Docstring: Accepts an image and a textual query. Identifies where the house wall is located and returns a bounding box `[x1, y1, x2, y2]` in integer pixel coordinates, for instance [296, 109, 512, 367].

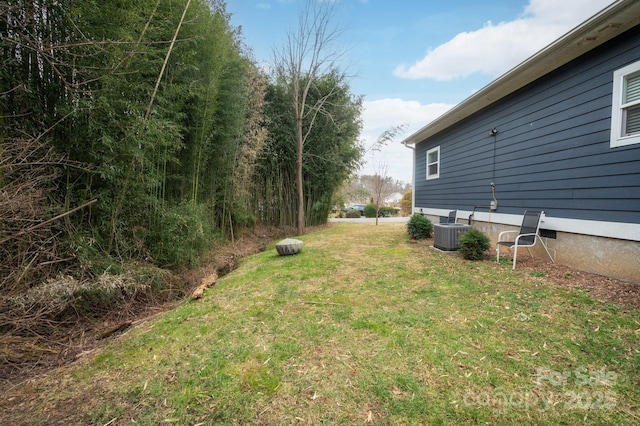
[414, 25, 640, 226]
[413, 26, 640, 283]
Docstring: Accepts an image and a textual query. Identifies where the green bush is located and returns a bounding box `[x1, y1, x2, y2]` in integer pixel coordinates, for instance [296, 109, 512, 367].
[148, 203, 216, 268]
[231, 207, 256, 229]
[458, 228, 491, 260]
[346, 209, 361, 218]
[379, 206, 397, 217]
[364, 203, 377, 218]
[407, 214, 433, 240]
[400, 191, 412, 216]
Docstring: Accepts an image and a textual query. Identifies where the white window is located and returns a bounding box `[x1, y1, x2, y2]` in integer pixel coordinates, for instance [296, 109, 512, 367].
[611, 61, 640, 147]
[426, 146, 440, 179]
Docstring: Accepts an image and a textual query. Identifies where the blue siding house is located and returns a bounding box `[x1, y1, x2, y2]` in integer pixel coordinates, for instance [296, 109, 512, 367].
[403, 0, 640, 283]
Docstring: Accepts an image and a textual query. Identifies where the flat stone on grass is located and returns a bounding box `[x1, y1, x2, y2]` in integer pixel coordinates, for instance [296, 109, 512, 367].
[275, 238, 303, 256]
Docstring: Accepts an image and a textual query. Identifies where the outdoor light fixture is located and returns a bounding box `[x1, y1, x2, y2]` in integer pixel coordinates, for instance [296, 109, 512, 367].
[488, 128, 498, 136]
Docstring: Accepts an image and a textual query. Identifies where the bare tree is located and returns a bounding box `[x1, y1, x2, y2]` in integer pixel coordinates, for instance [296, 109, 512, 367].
[273, 0, 346, 235]
[366, 124, 408, 224]
[371, 124, 408, 153]
[370, 163, 395, 225]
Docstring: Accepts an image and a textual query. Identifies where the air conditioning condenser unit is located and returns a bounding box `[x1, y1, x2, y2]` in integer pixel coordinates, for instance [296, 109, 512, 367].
[433, 223, 471, 251]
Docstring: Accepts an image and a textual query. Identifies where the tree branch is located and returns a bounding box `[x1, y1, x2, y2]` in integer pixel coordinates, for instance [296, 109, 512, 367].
[0, 199, 97, 245]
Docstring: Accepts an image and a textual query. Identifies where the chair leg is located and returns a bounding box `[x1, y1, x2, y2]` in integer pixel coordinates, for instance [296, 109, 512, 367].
[512, 246, 518, 270]
[537, 237, 555, 263]
[496, 245, 500, 263]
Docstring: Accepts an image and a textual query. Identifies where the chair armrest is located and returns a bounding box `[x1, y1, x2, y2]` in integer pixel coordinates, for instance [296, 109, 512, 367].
[497, 230, 518, 241]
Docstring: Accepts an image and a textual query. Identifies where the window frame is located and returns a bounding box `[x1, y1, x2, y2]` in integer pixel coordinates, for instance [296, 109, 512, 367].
[610, 60, 640, 148]
[426, 146, 440, 180]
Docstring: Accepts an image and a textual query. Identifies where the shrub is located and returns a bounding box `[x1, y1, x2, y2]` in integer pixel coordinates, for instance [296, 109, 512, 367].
[231, 207, 256, 229]
[407, 214, 433, 240]
[364, 203, 377, 218]
[400, 191, 412, 216]
[379, 206, 396, 217]
[148, 203, 216, 268]
[458, 228, 491, 260]
[346, 209, 361, 218]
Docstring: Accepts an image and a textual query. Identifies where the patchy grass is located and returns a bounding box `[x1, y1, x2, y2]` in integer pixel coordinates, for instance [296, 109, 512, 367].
[2, 223, 639, 425]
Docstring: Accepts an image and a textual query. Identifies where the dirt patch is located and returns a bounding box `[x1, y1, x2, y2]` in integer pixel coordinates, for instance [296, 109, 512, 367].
[509, 256, 640, 311]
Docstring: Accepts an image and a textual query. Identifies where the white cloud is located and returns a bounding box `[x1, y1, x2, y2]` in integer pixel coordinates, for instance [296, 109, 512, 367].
[359, 98, 453, 184]
[361, 98, 451, 136]
[521, 0, 612, 24]
[394, 0, 616, 81]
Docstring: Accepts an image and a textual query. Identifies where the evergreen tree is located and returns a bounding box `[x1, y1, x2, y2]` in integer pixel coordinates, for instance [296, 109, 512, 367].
[255, 72, 362, 228]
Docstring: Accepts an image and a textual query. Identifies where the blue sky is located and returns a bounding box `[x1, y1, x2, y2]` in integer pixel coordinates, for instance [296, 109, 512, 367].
[229, 0, 616, 184]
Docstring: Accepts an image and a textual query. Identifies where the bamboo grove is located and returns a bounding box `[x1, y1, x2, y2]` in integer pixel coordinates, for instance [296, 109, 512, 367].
[0, 1, 363, 297]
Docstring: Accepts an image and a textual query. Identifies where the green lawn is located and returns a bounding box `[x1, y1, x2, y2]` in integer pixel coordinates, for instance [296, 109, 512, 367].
[2, 223, 639, 425]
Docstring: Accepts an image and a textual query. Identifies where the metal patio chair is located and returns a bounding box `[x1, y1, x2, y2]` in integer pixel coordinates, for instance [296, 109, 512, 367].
[447, 210, 457, 224]
[496, 210, 555, 270]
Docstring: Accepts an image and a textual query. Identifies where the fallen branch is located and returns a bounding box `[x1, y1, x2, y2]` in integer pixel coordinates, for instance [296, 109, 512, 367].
[97, 321, 132, 340]
[0, 336, 58, 363]
[297, 301, 346, 306]
[0, 199, 97, 245]
[191, 272, 218, 300]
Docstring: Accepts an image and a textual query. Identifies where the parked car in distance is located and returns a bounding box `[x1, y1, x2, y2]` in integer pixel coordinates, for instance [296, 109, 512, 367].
[342, 203, 365, 216]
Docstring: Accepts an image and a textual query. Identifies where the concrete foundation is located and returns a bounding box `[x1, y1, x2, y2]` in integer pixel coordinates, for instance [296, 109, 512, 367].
[423, 215, 640, 284]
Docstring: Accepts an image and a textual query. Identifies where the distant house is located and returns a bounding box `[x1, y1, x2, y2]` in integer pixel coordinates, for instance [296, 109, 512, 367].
[385, 192, 404, 205]
[402, 0, 640, 283]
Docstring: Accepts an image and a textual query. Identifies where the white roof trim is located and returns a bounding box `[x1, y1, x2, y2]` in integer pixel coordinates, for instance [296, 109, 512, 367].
[403, 0, 640, 145]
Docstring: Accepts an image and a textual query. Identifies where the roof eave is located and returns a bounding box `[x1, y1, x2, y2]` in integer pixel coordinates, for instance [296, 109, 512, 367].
[403, 0, 640, 145]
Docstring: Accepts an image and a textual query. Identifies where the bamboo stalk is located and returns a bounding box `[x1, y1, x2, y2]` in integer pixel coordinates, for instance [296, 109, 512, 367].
[144, 0, 192, 120]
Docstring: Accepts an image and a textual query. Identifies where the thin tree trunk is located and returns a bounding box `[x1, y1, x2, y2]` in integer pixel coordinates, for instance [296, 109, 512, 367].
[297, 117, 304, 235]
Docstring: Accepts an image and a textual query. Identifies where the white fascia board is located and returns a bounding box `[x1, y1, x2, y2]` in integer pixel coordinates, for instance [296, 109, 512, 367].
[414, 207, 640, 242]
